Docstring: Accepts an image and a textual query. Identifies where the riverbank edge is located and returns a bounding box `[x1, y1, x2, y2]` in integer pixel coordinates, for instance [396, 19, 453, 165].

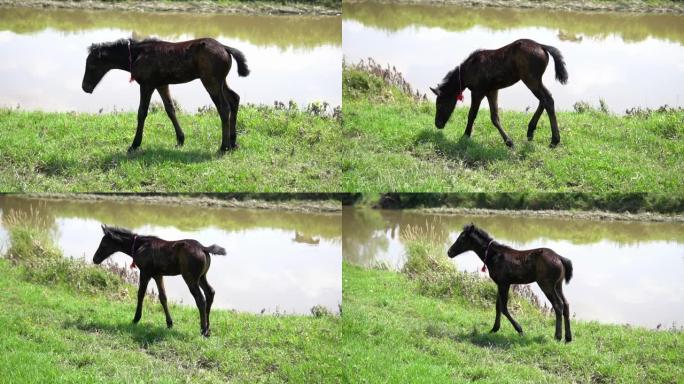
[344, 0, 684, 14]
[399, 207, 684, 223]
[9, 193, 343, 213]
[0, 0, 341, 16]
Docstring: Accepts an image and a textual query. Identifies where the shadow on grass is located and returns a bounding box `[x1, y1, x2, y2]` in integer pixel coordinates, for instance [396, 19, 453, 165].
[414, 129, 511, 167]
[100, 147, 216, 171]
[458, 328, 547, 350]
[65, 318, 189, 347]
[426, 322, 547, 350]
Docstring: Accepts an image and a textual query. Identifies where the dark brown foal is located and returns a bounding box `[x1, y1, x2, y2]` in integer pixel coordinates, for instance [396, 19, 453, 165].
[93, 225, 226, 337]
[448, 224, 573, 342]
[82, 37, 249, 153]
[431, 39, 568, 147]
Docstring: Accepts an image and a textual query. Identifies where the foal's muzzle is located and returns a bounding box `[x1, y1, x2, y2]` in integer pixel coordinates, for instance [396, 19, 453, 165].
[82, 82, 94, 94]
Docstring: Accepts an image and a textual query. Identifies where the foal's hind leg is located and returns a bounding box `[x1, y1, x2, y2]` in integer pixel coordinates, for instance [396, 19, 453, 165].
[486, 90, 514, 147]
[129, 85, 154, 153]
[527, 102, 544, 141]
[200, 77, 233, 153]
[199, 275, 215, 336]
[556, 281, 572, 342]
[523, 79, 560, 147]
[184, 276, 209, 337]
[223, 82, 240, 148]
[539, 280, 563, 341]
[157, 85, 185, 147]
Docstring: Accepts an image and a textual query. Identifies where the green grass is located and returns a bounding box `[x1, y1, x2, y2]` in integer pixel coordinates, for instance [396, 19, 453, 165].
[0, 210, 342, 383]
[342, 66, 684, 193]
[0, 105, 341, 192]
[342, 240, 684, 383]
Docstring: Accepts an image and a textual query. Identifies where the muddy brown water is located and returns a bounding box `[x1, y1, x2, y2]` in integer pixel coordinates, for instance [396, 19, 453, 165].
[343, 207, 684, 328]
[343, 1, 684, 112]
[0, 7, 341, 111]
[0, 196, 341, 315]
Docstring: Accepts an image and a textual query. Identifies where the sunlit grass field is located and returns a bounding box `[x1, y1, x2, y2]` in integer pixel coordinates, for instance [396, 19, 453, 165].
[342, 64, 684, 193]
[0, 105, 341, 192]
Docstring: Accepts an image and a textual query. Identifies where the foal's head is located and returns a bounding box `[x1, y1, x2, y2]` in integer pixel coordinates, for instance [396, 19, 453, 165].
[430, 65, 465, 129]
[93, 225, 134, 264]
[447, 223, 492, 258]
[82, 39, 129, 93]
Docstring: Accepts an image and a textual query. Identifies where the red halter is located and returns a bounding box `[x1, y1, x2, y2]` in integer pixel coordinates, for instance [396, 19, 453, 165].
[128, 40, 135, 83]
[129, 235, 138, 269]
[481, 240, 494, 273]
[456, 66, 464, 102]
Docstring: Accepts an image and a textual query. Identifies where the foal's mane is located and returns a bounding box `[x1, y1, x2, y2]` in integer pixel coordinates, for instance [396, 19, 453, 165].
[103, 225, 137, 242]
[88, 37, 160, 54]
[463, 223, 512, 250]
[437, 49, 482, 94]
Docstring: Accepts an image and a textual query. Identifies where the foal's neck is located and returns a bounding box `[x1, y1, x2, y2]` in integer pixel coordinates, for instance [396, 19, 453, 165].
[106, 44, 134, 72]
[472, 239, 494, 262]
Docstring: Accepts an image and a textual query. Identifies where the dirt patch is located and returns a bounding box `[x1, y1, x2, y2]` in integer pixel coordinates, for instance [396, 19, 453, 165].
[0, 0, 341, 16]
[23, 193, 342, 213]
[346, 0, 684, 14]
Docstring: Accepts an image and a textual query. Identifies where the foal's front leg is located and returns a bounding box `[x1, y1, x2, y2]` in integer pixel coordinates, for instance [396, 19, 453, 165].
[463, 92, 484, 137]
[486, 90, 513, 147]
[129, 85, 154, 153]
[499, 284, 524, 335]
[491, 291, 502, 333]
[154, 275, 174, 328]
[133, 272, 151, 324]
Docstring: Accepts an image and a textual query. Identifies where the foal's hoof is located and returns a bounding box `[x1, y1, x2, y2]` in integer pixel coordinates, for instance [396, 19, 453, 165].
[218, 144, 238, 155]
[201, 329, 211, 338]
[549, 139, 560, 148]
[166, 320, 174, 329]
[527, 135, 534, 141]
[127, 146, 140, 154]
[565, 337, 572, 343]
[176, 136, 185, 147]
[505, 139, 514, 148]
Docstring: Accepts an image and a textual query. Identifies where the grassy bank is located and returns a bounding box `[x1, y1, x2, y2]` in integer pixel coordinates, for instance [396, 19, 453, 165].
[342, 63, 684, 193]
[346, 192, 684, 215]
[0, 0, 341, 15]
[0, 211, 341, 383]
[0, 105, 341, 192]
[22, 193, 345, 213]
[342, 240, 684, 383]
[345, 0, 684, 14]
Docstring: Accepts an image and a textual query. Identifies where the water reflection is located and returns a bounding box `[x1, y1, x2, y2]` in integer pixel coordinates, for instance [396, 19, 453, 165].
[0, 196, 342, 315]
[0, 7, 341, 111]
[343, 207, 684, 328]
[343, 1, 684, 112]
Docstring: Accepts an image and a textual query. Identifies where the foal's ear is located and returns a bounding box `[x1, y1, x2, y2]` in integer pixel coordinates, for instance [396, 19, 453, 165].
[430, 87, 439, 96]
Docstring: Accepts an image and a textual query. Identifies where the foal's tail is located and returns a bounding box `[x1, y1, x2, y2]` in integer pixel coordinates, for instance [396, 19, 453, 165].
[203, 244, 227, 256]
[224, 46, 250, 77]
[540, 44, 568, 85]
[560, 256, 573, 284]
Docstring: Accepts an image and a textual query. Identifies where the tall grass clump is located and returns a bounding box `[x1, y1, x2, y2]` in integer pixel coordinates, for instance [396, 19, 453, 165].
[400, 222, 497, 306]
[2, 209, 131, 297]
